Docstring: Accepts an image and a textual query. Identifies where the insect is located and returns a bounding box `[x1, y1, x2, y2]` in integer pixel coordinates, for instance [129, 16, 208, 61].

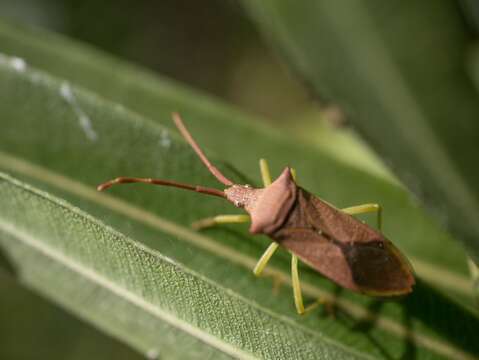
[97, 113, 415, 314]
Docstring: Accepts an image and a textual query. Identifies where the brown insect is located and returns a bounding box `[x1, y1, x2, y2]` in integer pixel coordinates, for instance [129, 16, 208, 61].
[97, 113, 415, 314]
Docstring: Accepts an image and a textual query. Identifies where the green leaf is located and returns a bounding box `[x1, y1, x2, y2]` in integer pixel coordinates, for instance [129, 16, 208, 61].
[1, 173, 366, 359]
[240, 1, 479, 263]
[0, 271, 143, 360]
[1, 20, 479, 359]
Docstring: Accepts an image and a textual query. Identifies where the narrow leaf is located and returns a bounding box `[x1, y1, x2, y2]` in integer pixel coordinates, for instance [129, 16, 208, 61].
[0, 173, 364, 359]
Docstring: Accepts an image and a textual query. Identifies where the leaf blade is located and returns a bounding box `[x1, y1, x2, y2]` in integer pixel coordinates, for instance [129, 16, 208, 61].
[1, 172, 371, 360]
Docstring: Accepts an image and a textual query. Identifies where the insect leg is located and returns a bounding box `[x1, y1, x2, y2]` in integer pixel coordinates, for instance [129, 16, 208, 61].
[291, 254, 305, 314]
[253, 242, 279, 276]
[259, 158, 297, 184]
[291, 254, 320, 315]
[259, 158, 272, 186]
[192, 214, 250, 230]
[290, 168, 297, 181]
[341, 203, 382, 231]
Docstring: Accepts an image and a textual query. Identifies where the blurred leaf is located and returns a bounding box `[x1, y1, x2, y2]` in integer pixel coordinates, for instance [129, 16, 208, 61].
[1, 20, 479, 360]
[0, 271, 142, 360]
[241, 1, 479, 263]
[283, 110, 397, 183]
[459, 0, 479, 33]
[468, 258, 479, 305]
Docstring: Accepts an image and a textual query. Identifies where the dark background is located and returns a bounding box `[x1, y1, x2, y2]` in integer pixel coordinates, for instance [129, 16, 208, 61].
[0, 0, 312, 123]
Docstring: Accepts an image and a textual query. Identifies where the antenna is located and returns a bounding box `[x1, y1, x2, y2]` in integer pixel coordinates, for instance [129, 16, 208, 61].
[97, 177, 226, 198]
[172, 112, 233, 186]
[97, 113, 232, 197]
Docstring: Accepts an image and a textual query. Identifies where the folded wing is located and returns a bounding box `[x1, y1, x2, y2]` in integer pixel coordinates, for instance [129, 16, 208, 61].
[272, 188, 415, 296]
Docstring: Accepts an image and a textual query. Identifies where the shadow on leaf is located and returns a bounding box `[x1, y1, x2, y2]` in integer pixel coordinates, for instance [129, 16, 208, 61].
[0, 245, 16, 277]
[334, 278, 479, 359]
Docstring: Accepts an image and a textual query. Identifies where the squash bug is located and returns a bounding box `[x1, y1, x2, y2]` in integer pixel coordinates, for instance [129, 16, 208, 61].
[97, 113, 415, 314]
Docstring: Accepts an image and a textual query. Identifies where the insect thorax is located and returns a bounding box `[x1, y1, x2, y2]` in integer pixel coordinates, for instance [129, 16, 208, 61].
[225, 167, 297, 235]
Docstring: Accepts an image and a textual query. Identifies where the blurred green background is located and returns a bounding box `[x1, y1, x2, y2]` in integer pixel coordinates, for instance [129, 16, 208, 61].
[0, 0, 312, 122]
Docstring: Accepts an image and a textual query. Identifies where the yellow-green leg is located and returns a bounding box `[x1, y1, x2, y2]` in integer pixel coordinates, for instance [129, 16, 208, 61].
[291, 254, 331, 315]
[191, 214, 250, 230]
[341, 203, 382, 231]
[292, 254, 309, 314]
[253, 242, 279, 276]
[259, 158, 272, 187]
